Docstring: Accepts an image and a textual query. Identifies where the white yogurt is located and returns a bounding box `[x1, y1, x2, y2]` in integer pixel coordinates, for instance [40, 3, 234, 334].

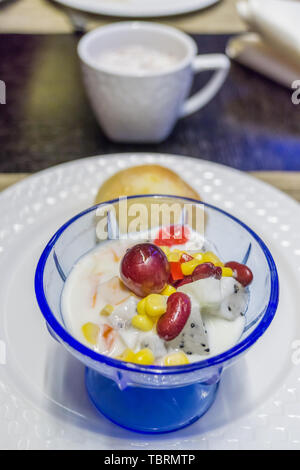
[61, 237, 247, 365]
[97, 45, 178, 75]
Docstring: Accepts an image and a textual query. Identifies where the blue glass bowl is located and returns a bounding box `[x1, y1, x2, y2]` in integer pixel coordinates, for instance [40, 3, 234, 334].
[35, 195, 279, 433]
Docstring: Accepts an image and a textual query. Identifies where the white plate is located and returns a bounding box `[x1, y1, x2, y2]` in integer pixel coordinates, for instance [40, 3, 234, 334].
[54, 0, 220, 18]
[0, 153, 300, 450]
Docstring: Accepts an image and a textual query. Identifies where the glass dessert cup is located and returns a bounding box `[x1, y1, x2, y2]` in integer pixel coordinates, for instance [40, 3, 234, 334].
[35, 195, 279, 434]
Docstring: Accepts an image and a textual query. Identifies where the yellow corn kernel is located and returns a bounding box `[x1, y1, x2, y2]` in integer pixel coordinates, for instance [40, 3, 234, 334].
[193, 252, 204, 261]
[116, 348, 136, 363]
[202, 251, 224, 267]
[145, 294, 167, 317]
[160, 246, 171, 256]
[152, 317, 159, 331]
[164, 352, 189, 366]
[100, 304, 114, 316]
[82, 322, 100, 345]
[134, 348, 155, 365]
[137, 297, 147, 316]
[181, 259, 200, 276]
[222, 267, 233, 277]
[161, 284, 177, 296]
[167, 252, 181, 262]
[132, 314, 154, 332]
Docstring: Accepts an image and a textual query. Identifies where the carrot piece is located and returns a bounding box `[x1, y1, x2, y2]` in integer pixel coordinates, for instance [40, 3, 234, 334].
[92, 291, 97, 308]
[111, 249, 120, 263]
[115, 294, 131, 306]
[102, 324, 116, 350]
[102, 324, 113, 339]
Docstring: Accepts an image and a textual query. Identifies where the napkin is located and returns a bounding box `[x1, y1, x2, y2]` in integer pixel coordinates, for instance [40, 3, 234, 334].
[226, 0, 300, 87]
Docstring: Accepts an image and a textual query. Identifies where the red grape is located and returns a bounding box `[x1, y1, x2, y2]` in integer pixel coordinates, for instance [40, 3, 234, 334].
[120, 243, 169, 297]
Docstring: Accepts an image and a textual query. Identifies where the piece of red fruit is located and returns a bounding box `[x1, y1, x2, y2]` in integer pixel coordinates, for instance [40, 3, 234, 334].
[225, 261, 253, 287]
[180, 253, 194, 263]
[157, 292, 191, 341]
[169, 261, 184, 281]
[120, 243, 169, 297]
[154, 224, 191, 247]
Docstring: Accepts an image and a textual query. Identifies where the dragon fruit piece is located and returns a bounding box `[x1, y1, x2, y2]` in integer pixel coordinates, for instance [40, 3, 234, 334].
[118, 327, 140, 350]
[201, 278, 248, 321]
[168, 299, 210, 356]
[140, 332, 167, 358]
[218, 282, 248, 321]
[178, 277, 223, 309]
[110, 296, 138, 328]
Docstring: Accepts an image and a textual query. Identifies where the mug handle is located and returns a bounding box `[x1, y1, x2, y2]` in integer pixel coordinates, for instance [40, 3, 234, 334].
[180, 54, 230, 118]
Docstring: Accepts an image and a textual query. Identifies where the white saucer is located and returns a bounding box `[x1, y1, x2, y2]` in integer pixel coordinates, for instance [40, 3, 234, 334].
[54, 0, 220, 18]
[0, 153, 300, 450]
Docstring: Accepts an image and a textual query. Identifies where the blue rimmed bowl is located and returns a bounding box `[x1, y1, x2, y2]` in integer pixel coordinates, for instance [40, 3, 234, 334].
[35, 195, 279, 433]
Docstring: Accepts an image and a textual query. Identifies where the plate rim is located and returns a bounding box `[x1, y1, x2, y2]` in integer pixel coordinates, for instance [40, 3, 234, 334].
[1, 152, 299, 213]
[53, 0, 220, 18]
[0, 152, 299, 450]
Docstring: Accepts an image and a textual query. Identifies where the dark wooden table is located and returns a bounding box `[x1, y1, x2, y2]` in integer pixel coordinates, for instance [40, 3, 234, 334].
[0, 33, 300, 172]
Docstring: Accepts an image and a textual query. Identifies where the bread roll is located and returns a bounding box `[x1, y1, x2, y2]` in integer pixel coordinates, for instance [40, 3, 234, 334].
[94, 165, 203, 240]
[95, 165, 200, 204]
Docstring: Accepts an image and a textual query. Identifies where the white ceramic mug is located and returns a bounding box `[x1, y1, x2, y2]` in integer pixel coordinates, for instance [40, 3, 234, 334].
[78, 22, 230, 143]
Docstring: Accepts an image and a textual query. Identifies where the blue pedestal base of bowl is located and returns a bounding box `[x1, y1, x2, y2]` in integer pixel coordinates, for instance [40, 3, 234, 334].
[86, 368, 219, 434]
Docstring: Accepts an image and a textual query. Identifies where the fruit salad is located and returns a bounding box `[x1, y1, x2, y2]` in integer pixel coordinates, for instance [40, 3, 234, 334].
[61, 226, 253, 367]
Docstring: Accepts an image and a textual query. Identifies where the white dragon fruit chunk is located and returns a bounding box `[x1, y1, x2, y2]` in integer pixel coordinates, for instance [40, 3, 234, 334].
[168, 299, 210, 356]
[179, 277, 248, 322]
[110, 296, 138, 329]
[218, 281, 248, 321]
[178, 277, 223, 309]
[140, 332, 167, 358]
[118, 327, 140, 350]
[202, 278, 248, 321]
